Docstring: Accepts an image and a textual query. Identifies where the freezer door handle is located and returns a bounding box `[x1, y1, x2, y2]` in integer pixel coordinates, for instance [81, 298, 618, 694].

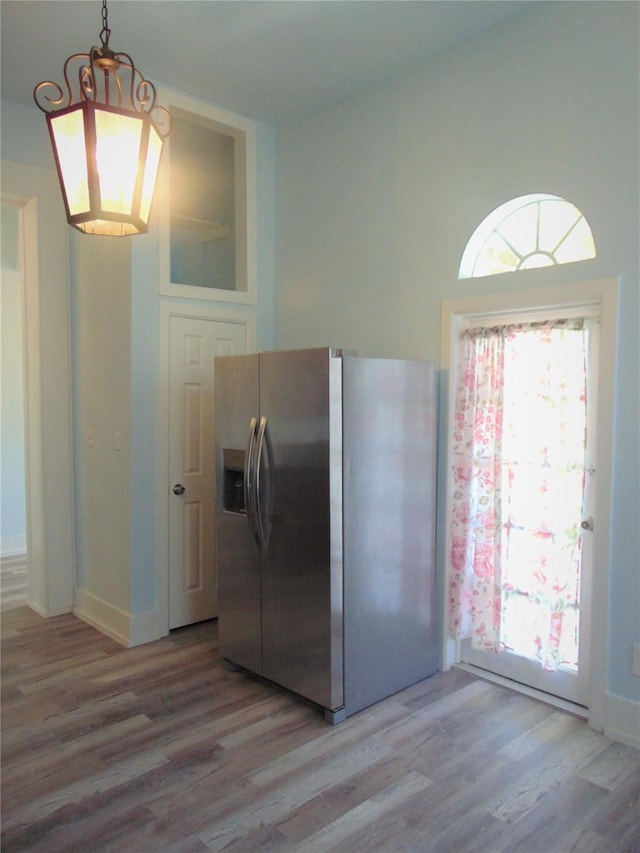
[255, 416, 271, 552]
[244, 417, 260, 547]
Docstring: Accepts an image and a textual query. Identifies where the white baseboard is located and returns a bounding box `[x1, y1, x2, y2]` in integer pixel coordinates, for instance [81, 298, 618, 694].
[73, 587, 163, 648]
[604, 692, 640, 749]
[27, 600, 72, 619]
[129, 609, 165, 647]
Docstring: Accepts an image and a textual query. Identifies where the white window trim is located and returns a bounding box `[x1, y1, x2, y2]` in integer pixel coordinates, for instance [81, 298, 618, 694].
[440, 278, 618, 735]
[157, 88, 258, 305]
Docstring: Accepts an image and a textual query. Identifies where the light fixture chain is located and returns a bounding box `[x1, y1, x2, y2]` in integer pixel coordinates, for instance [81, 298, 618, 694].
[99, 0, 111, 49]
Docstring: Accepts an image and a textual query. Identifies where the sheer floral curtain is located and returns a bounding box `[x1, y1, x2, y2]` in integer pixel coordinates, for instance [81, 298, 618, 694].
[449, 328, 505, 652]
[449, 318, 588, 671]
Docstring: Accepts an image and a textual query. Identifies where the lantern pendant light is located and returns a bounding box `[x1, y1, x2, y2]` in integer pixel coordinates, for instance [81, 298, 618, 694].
[33, 0, 171, 236]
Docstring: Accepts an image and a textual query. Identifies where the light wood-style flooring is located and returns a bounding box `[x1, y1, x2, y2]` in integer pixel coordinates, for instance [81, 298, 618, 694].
[2, 606, 638, 852]
[0, 554, 27, 612]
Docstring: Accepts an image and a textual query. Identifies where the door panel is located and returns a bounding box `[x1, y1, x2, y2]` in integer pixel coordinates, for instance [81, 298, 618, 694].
[259, 348, 343, 710]
[215, 354, 262, 672]
[342, 357, 437, 714]
[168, 317, 247, 629]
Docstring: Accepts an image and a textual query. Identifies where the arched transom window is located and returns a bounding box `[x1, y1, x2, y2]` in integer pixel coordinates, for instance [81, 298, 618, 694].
[459, 193, 596, 279]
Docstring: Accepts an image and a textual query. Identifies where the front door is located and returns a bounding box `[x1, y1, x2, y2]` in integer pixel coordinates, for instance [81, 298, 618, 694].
[168, 315, 247, 629]
[455, 315, 598, 707]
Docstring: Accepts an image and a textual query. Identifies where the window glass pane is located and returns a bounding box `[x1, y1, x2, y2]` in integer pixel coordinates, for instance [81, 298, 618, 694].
[496, 201, 538, 258]
[538, 200, 581, 252]
[473, 232, 520, 278]
[519, 252, 554, 270]
[554, 217, 597, 264]
[170, 111, 239, 291]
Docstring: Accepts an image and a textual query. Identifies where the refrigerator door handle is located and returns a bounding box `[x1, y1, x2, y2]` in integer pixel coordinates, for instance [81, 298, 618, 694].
[255, 416, 271, 552]
[245, 417, 260, 547]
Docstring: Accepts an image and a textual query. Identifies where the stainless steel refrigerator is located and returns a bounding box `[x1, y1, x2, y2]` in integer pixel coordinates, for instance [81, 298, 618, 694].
[215, 347, 437, 723]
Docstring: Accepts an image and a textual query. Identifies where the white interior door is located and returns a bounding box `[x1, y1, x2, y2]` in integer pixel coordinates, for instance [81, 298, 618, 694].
[168, 316, 247, 629]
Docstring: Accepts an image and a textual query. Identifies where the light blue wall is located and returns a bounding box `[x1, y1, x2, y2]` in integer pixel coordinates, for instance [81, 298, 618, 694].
[2, 2, 635, 699]
[129, 230, 160, 613]
[275, 2, 639, 702]
[124, 115, 276, 615]
[1, 99, 53, 169]
[1, 94, 276, 620]
[71, 234, 133, 612]
[1, 203, 18, 267]
[256, 123, 277, 351]
[0, 203, 27, 548]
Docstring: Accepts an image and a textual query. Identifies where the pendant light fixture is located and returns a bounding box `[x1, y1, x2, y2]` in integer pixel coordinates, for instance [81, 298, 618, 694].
[33, 0, 171, 236]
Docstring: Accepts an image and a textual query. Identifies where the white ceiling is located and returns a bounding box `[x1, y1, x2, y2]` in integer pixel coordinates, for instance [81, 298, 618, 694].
[1, 1, 533, 126]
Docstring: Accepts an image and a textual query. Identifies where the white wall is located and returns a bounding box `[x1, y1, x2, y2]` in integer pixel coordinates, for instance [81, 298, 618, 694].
[275, 1, 639, 708]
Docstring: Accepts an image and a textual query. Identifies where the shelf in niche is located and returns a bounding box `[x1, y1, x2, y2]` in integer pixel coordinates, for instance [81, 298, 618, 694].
[171, 214, 231, 244]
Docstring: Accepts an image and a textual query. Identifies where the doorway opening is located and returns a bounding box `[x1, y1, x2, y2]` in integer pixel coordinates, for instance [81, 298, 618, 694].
[1, 164, 75, 620]
[441, 279, 617, 731]
[452, 314, 597, 707]
[0, 201, 28, 609]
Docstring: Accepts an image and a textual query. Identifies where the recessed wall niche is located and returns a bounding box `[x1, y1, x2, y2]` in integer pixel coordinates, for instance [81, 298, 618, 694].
[160, 99, 257, 304]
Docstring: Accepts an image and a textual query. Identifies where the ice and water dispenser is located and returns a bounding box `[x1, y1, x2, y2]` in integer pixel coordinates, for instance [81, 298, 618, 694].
[222, 448, 246, 514]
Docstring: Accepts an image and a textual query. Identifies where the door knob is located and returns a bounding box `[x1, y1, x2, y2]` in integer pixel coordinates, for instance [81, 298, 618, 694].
[173, 483, 186, 496]
[581, 517, 594, 531]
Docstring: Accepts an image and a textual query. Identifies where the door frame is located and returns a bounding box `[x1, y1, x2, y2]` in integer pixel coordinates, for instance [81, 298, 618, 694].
[1, 164, 75, 618]
[440, 278, 618, 734]
[157, 300, 257, 637]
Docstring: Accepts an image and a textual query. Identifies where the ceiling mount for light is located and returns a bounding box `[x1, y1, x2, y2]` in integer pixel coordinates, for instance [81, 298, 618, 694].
[33, 0, 171, 236]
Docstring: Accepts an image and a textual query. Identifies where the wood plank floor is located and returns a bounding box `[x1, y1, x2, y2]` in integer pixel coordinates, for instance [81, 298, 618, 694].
[0, 555, 28, 612]
[2, 607, 638, 852]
